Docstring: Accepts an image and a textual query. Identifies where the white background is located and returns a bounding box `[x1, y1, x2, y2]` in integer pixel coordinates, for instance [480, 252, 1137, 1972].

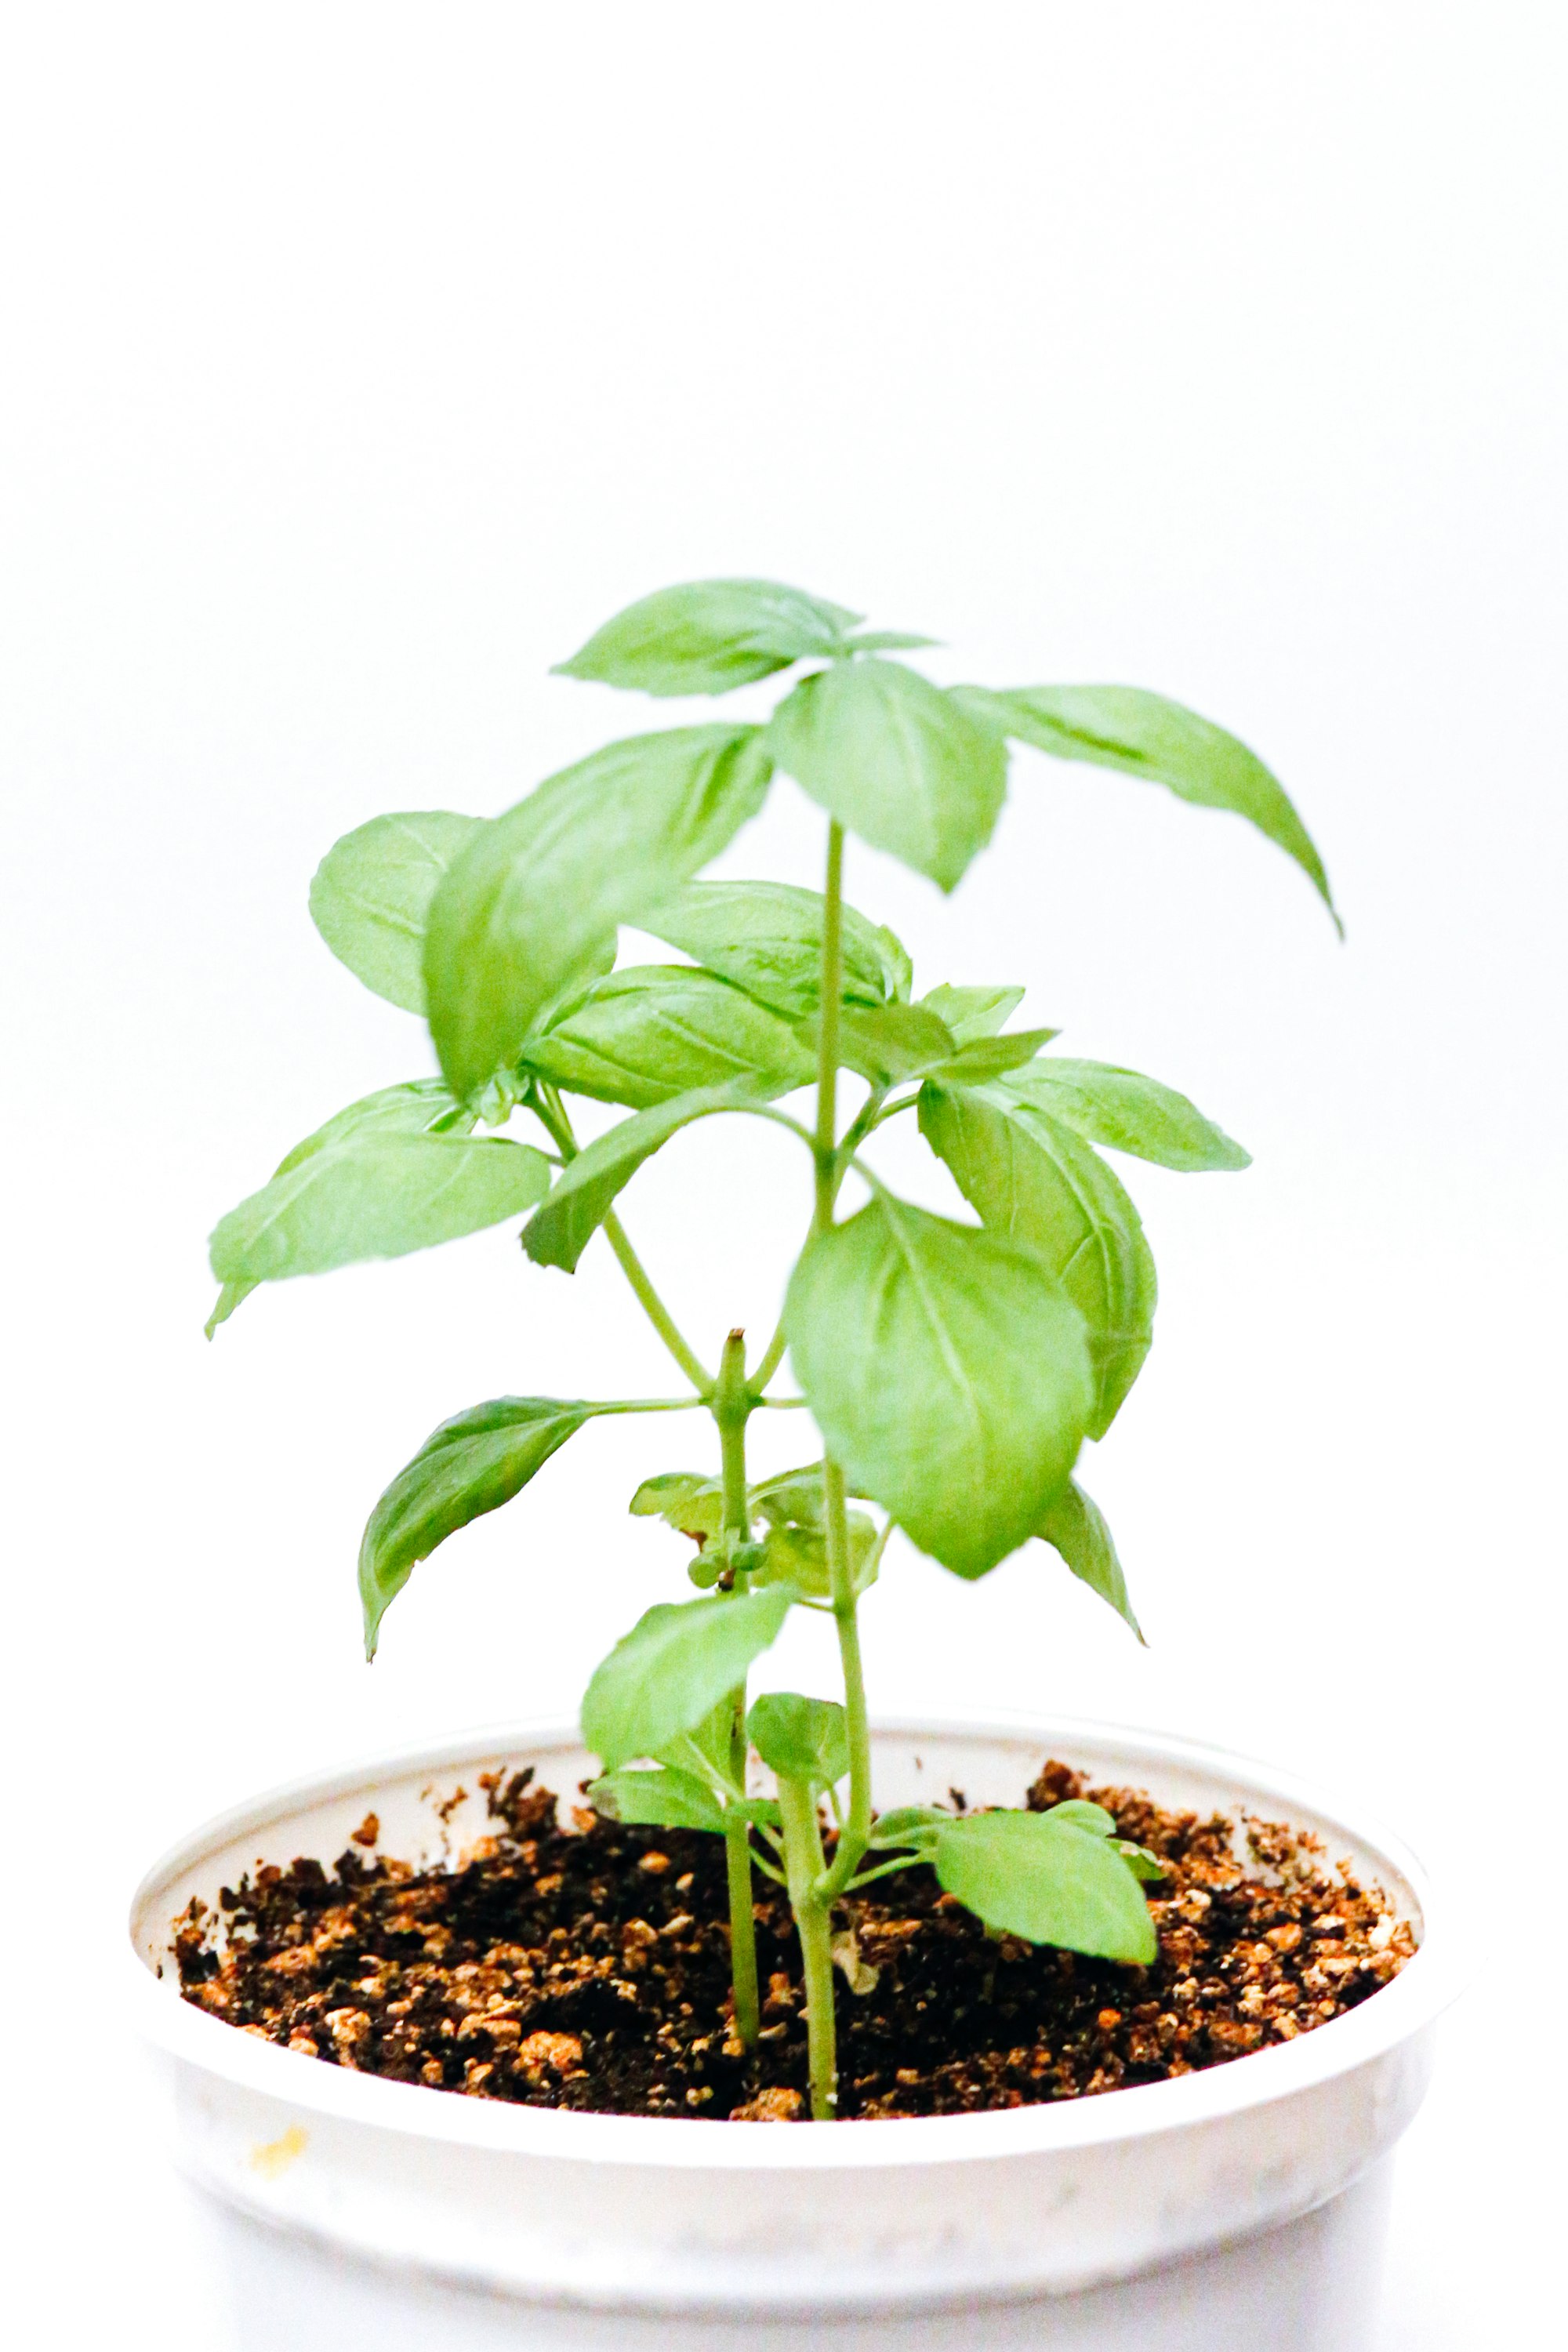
[2, 5, 1563, 2341]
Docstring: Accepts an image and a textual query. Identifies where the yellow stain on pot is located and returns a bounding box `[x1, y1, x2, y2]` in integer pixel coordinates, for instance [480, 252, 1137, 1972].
[250, 2124, 308, 2178]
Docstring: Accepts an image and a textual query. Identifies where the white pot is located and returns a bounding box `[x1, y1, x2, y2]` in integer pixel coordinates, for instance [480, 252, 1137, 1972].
[129, 1717, 1454, 2350]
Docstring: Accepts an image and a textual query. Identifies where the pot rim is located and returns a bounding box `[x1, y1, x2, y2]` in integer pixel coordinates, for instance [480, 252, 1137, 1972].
[127, 1710, 1462, 2173]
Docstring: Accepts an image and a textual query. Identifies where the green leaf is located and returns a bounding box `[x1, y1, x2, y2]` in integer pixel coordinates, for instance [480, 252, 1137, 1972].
[1113, 1839, 1170, 1883]
[754, 1514, 880, 1600]
[866, 1805, 949, 1853]
[1036, 1478, 1144, 1641]
[918, 983, 1025, 1041]
[552, 579, 861, 698]
[925, 1029, 1059, 1083]
[765, 659, 1008, 891]
[953, 683, 1338, 931]
[919, 1082, 1156, 1438]
[629, 1470, 725, 1539]
[747, 1692, 850, 1791]
[840, 630, 941, 653]
[1042, 1799, 1118, 1836]
[522, 1078, 763, 1273]
[831, 1002, 956, 1083]
[204, 1279, 256, 1338]
[587, 1766, 728, 1834]
[309, 811, 485, 1014]
[783, 1191, 1095, 1580]
[208, 1082, 550, 1294]
[423, 724, 772, 1099]
[933, 1809, 1158, 1964]
[643, 880, 910, 1018]
[582, 1587, 796, 1770]
[998, 1058, 1249, 1173]
[358, 1397, 590, 1657]
[524, 964, 814, 1109]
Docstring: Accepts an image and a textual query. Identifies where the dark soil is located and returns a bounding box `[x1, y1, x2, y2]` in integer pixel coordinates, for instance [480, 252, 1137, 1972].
[170, 1759, 1414, 2121]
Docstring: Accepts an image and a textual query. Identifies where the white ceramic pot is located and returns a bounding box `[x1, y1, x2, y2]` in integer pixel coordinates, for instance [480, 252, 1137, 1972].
[129, 1717, 1454, 2350]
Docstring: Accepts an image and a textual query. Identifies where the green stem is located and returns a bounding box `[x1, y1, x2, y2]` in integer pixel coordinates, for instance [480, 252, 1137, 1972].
[813, 822, 845, 1236]
[601, 1210, 714, 1396]
[529, 1084, 714, 1396]
[714, 1328, 761, 2048]
[816, 1460, 873, 1905]
[778, 1775, 837, 2119]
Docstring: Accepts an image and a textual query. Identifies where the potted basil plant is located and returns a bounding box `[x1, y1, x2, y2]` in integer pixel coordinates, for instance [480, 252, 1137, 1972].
[130, 579, 1452, 2352]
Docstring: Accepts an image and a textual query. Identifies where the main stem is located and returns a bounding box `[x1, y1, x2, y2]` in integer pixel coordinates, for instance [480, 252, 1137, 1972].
[778, 1776, 837, 2119]
[714, 1327, 761, 2049]
[798, 819, 878, 2116]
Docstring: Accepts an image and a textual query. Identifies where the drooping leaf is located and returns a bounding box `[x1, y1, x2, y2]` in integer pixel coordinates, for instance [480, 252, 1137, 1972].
[552, 578, 861, 697]
[997, 1058, 1249, 1173]
[207, 1082, 550, 1295]
[523, 965, 814, 1109]
[423, 725, 772, 1099]
[587, 1765, 728, 1834]
[766, 659, 1008, 891]
[581, 1588, 796, 1770]
[1036, 1478, 1144, 1641]
[522, 1079, 764, 1273]
[643, 880, 910, 1018]
[953, 683, 1338, 931]
[783, 1191, 1095, 1580]
[754, 1514, 880, 1600]
[747, 1692, 850, 1791]
[358, 1397, 590, 1656]
[308, 811, 486, 1013]
[933, 1809, 1158, 1964]
[919, 1082, 1156, 1438]
[918, 983, 1025, 1041]
[629, 1470, 725, 1540]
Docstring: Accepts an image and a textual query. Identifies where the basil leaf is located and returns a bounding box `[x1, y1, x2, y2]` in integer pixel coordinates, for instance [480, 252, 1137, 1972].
[1113, 1840, 1170, 1882]
[524, 965, 813, 1109]
[424, 724, 772, 1099]
[522, 1078, 764, 1273]
[925, 1028, 1059, 1083]
[553, 578, 861, 697]
[629, 1470, 725, 1538]
[747, 1693, 850, 1791]
[933, 1810, 1158, 1965]
[866, 1805, 948, 1853]
[783, 1192, 1095, 1581]
[839, 630, 941, 653]
[919, 1082, 1156, 1438]
[954, 683, 1338, 931]
[208, 1082, 550, 1294]
[309, 811, 485, 1013]
[358, 1397, 590, 1656]
[644, 880, 910, 1018]
[582, 1588, 796, 1770]
[754, 1513, 879, 1599]
[998, 1058, 1249, 1173]
[766, 659, 1008, 891]
[918, 983, 1025, 1041]
[830, 1002, 956, 1083]
[1041, 1799, 1117, 1836]
[1036, 1477, 1144, 1641]
[587, 1766, 728, 1834]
